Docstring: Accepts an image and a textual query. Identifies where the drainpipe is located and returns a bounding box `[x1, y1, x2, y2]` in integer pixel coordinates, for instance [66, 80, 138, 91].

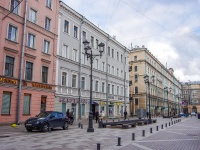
[123, 48, 127, 111]
[78, 17, 84, 120]
[17, 0, 28, 124]
[106, 35, 110, 118]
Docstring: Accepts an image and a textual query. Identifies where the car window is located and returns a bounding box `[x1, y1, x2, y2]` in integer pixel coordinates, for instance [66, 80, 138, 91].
[37, 112, 51, 118]
[51, 112, 58, 118]
[58, 113, 63, 117]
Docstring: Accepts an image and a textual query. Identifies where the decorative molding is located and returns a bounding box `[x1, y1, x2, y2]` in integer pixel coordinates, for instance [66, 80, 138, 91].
[24, 53, 36, 59]
[41, 58, 51, 64]
[4, 47, 18, 53]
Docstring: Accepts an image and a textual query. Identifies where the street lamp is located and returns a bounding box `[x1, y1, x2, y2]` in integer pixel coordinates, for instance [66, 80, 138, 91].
[164, 86, 172, 117]
[83, 39, 105, 132]
[144, 75, 155, 124]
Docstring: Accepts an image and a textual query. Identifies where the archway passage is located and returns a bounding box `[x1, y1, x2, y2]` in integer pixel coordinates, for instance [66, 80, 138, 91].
[192, 106, 197, 113]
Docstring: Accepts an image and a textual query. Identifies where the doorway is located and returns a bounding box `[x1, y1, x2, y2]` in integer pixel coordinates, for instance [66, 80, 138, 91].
[72, 103, 76, 120]
[62, 103, 66, 114]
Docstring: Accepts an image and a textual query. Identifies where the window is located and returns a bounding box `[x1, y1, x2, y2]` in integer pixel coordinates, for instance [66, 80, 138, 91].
[83, 31, 86, 41]
[81, 77, 85, 89]
[134, 56, 137, 61]
[112, 49, 114, 58]
[4, 56, 14, 77]
[81, 104, 85, 116]
[42, 66, 48, 83]
[7, 24, 17, 42]
[43, 40, 50, 54]
[1, 92, 12, 114]
[112, 66, 114, 75]
[72, 49, 77, 61]
[117, 86, 119, 95]
[108, 47, 110, 56]
[135, 86, 138, 94]
[121, 70, 123, 78]
[124, 57, 126, 64]
[46, 0, 52, 9]
[107, 65, 110, 73]
[112, 85, 114, 94]
[102, 62, 105, 72]
[74, 26, 78, 38]
[95, 81, 98, 92]
[23, 94, 31, 114]
[62, 72, 67, 86]
[134, 66, 137, 72]
[25, 61, 33, 80]
[72, 75, 76, 87]
[91, 36, 94, 47]
[117, 52, 119, 60]
[45, 17, 51, 31]
[121, 54, 123, 62]
[102, 82, 105, 93]
[27, 33, 35, 48]
[135, 98, 138, 105]
[96, 59, 99, 69]
[108, 84, 110, 94]
[81, 53, 86, 64]
[62, 45, 68, 58]
[10, 0, 19, 14]
[29, 8, 37, 23]
[121, 87, 124, 96]
[64, 20, 69, 33]
[135, 75, 138, 82]
[96, 39, 99, 49]
[117, 68, 119, 76]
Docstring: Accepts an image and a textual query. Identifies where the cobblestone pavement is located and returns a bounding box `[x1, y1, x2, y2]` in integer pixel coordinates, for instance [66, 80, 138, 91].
[0, 117, 199, 150]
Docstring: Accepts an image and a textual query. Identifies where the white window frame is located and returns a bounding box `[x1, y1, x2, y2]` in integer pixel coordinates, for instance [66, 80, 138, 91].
[102, 82, 105, 93]
[45, 17, 51, 31]
[27, 32, 35, 49]
[61, 72, 67, 86]
[46, 0, 52, 9]
[7, 24, 18, 42]
[10, 0, 20, 15]
[72, 74, 77, 88]
[72, 49, 78, 62]
[29, 8, 37, 23]
[43, 39, 50, 54]
[74, 25, 78, 38]
[64, 20, 69, 34]
[61, 44, 68, 58]
[81, 76, 85, 90]
[95, 80, 99, 92]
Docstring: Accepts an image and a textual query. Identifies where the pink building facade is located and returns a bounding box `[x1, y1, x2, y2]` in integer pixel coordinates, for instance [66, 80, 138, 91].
[0, 0, 59, 124]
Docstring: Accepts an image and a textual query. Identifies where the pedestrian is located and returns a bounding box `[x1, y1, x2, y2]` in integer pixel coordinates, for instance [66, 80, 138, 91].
[69, 110, 74, 125]
[66, 109, 70, 118]
[146, 112, 149, 118]
[124, 110, 127, 120]
[95, 109, 99, 123]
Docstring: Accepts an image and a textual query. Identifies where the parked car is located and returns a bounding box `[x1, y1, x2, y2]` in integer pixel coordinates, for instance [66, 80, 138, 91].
[180, 112, 186, 116]
[191, 112, 196, 116]
[24, 111, 69, 132]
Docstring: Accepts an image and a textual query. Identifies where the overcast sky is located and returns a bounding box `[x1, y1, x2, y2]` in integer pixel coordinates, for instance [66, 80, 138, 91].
[62, 0, 200, 82]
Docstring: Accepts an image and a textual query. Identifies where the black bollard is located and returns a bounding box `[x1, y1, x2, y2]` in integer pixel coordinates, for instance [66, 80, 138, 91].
[98, 120, 103, 128]
[150, 128, 152, 133]
[97, 143, 100, 150]
[142, 130, 145, 137]
[81, 124, 83, 129]
[78, 122, 81, 128]
[156, 126, 158, 131]
[166, 123, 167, 127]
[117, 137, 121, 146]
[161, 124, 163, 129]
[132, 133, 135, 141]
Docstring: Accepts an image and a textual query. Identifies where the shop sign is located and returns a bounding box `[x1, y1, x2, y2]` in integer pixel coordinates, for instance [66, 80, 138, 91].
[116, 102, 122, 106]
[100, 101, 106, 106]
[0, 77, 18, 84]
[32, 83, 52, 89]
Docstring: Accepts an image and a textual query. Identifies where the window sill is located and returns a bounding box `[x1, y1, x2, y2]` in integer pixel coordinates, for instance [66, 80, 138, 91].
[26, 46, 36, 51]
[46, 6, 52, 11]
[42, 52, 51, 56]
[5, 38, 19, 44]
[1, 114, 11, 116]
[23, 114, 31, 116]
[63, 31, 70, 36]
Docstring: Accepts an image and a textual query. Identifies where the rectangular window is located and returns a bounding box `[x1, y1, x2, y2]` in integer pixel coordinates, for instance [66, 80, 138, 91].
[112, 66, 114, 75]
[81, 77, 85, 89]
[23, 94, 31, 114]
[62, 45, 68, 58]
[108, 47, 110, 56]
[62, 72, 67, 86]
[8, 24, 17, 42]
[117, 52, 119, 60]
[95, 81, 99, 92]
[117, 86, 119, 95]
[102, 82, 105, 93]
[4, 56, 14, 77]
[27, 33, 35, 48]
[10, 0, 19, 14]
[81, 53, 86, 64]
[112, 85, 114, 94]
[74, 26, 78, 38]
[121, 54, 123, 62]
[108, 84, 110, 94]
[46, 0, 52, 9]
[134, 56, 137, 61]
[64, 20, 69, 33]
[25, 61, 33, 80]
[83, 31, 86, 41]
[108, 65, 110, 73]
[45, 17, 51, 31]
[42, 66, 48, 83]
[96, 39, 99, 49]
[91, 36, 94, 47]
[43, 40, 50, 53]
[135, 75, 138, 82]
[1, 92, 12, 114]
[134, 66, 137, 72]
[29, 8, 37, 23]
[72, 49, 77, 61]
[96, 59, 99, 69]
[124, 57, 126, 64]
[117, 68, 119, 77]
[121, 87, 123, 96]
[81, 104, 85, 116]
[102, 62, 105, 72]
[72, 75, 76, 87]
[112, 49, 114, 58]
[121, 70, 123, 78]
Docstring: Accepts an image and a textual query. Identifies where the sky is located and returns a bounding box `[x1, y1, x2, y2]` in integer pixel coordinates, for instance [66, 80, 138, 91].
[62, 0, 200, 82]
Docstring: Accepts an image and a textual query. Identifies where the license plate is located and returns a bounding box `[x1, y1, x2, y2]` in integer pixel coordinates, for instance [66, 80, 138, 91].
[26, 124, 32, 126]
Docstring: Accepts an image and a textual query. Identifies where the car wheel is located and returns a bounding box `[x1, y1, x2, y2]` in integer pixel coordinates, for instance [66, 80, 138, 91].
[42, 123, 49, 132]
[63, 122, 69, 130]
[26, 128, 33, 132]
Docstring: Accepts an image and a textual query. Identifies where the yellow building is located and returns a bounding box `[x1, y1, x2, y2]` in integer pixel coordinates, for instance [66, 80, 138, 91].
[129, 46, 182, 116]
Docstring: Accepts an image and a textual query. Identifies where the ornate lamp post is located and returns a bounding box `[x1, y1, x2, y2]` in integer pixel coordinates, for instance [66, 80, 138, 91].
[144, 75, 155, 124]
[83, 39, 105, 132]
[164, 86, 172, 117]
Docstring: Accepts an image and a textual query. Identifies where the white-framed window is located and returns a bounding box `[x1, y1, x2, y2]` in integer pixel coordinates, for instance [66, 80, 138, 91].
[107, 64, 110, 73]
[121, 54, 123, 62]
[25, 61, 33, 81]
[108, 84, 110, 94]
[91, 36, 94, 47]
[121, 87, 124, 96]
[62, 72, 67, 86]
[62, 45, 68, 58]
[74, 26, 78, 38]
[102, 62, 105, 72]
[112, 49, 114, 58]
[107, 46, 110, 56]
[42, 66, 48, 83]
[1, 92, 12, 114]
[4, 56, 14, 77]
[7, 24, 18, 42]
[81, 77, 85, 90]
[112, 85, 114, 94]
[117, 68, 119, 77]
[82, 31, 86, 41]
[64, 20, 69, 33]
[112, 66, 114, 75]
[121, 70, 123, 78]
[81, 53, 86, 64]
[95, 81, 99, 92]
[117, 86, 119, 95]
[45, 17, 51, 31]
[96, 39, 99, 49]
[27, 33, 35, 48]
[96, 59, 99, 69]
[46, 0, 52, 9]
[72, 49, 77, 62]
[23, 94, 31, 114]
[43, 40, 50, 54]
[102, 82, 105, 93]
[29, 8, 37, 23]
[124, 57, 127, 64]
[117, 52, 119, 60]
[10, 0, 19, 15]
[72, 74, 77, 88]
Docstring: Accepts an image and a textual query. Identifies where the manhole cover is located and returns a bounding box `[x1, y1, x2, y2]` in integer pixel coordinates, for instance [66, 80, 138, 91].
[0, 136, 10, 138]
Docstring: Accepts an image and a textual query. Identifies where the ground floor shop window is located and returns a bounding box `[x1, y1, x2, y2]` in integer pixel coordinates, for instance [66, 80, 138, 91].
[23, 94, 31, 114]
[1, 92, 12, 114]
[81, 104, 85, 116]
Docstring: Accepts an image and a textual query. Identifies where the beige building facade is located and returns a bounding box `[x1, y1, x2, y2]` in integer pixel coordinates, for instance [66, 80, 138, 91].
[129, 46, 182, 116]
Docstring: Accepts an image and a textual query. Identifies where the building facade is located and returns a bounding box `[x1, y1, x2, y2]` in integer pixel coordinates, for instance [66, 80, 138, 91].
[55, 2, 129, 120]
[129, 46, 182, 116]
[0, 0, 59, 124]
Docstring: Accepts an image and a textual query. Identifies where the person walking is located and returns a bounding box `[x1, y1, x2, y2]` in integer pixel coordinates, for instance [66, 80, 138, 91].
[124, 110, 127, 120]
[69, 110, 74, 125]
[66, 109, 70, 118]
[146, 111, 149, 118]
[95, 109, 99, 123]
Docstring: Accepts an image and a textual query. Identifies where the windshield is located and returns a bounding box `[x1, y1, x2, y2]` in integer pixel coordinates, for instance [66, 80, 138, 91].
[37, 112, 51, 118]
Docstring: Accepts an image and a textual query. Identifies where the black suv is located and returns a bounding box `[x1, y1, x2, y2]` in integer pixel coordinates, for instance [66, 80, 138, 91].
[24, 111, 69, 132]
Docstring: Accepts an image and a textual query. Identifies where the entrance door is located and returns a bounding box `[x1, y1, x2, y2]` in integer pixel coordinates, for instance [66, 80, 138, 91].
[62, 103, 66, 115]
[41, 97, 46, 112]
[72, 103, 76, 120]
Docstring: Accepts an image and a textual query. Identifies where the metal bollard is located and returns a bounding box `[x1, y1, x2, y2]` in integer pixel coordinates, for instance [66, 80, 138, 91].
[98, 120, 103, 128]
[117, 137, 121, 146]
[150, 128, 153, 133]
[156, 126, 158, 131]
[166, 123, 167, 127]
[142, 130, 145, 137]
[169, 122, 170, 126]
[161, 124, 163, 129]
[78, 122, 81, 128]
[81, 124, 83, 129]
[97, 143, 100, 150]
[132, 133, 135, 141]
